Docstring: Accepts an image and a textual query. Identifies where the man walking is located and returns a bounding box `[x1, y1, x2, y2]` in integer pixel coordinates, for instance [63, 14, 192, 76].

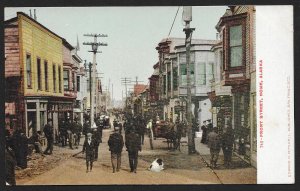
[82, 132, 96, 173]
[125, 127, 141, 173]
[43, 120, 54, 155]
[108, 126, 124, 173]
[222, 126, 235, 168]
[207, 127, 221, 168]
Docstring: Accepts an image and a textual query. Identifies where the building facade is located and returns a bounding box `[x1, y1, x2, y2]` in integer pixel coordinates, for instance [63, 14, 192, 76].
[155, 38, 217, 124]
[4, 12, 85, 140]
[215, 6, 256, 166]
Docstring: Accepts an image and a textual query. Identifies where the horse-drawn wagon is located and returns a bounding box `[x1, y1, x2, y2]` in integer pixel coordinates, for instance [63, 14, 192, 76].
[149, 120, 185, 150]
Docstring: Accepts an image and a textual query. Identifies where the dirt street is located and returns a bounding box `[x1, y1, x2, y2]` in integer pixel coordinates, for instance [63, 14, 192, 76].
[18, 128, 221, 185]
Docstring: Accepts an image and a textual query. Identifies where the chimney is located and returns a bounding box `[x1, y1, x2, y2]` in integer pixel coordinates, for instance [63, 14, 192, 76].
[34, 9, 37, 20]
[29, 9, 32, 17]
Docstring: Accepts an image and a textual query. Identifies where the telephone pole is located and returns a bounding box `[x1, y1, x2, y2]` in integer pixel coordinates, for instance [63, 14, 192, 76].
[83, 33, 107, 128]
[183, 6, 196, 154]
[121, 77, 131, 108]
[135, 76, 144, 85]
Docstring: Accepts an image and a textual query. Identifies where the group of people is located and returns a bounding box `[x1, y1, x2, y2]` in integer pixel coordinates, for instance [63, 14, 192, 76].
[57, 118, 83, 150]
[82, 113, 144, 173]
[202, 120, 235, 168]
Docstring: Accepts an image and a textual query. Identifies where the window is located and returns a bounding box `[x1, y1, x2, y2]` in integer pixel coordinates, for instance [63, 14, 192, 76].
[197, 62, 206, 85]
[72, 72, 75, 91]
[63, 70, 69, 91]
[44, 61, 48, 91]
[207, 62, 214, 82]
[58, 66, 62, 93]
[167, 71, 171, 91]
[77, 76, 80, 91]
[26, 54, 32, 88]
[229, 25, 243, 67]
[173, 67, 178, 90]
[53, 65, 56, 92]
[220, 50, 223, 80]
[180, 63, 195, 86]
[37, 58, 42, 90]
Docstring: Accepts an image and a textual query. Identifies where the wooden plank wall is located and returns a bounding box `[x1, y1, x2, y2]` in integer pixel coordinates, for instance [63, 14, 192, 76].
[5, 21, 20, 77]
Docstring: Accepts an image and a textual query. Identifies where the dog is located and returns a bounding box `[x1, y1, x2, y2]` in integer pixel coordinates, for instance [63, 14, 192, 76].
[149, 158, 164, 172]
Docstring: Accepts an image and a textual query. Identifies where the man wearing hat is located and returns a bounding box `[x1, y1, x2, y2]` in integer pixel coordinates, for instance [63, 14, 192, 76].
[43, 120, 54, 155]
[207, 127, 221, 168]
[108, 125, 124, 173]
[83, 119, 91, 139]
[125, 126, 141, 173]
[82, 132, 96, 172]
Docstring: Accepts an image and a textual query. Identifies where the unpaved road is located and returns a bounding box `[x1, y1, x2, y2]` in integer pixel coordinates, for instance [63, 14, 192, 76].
[19, 128, 220, 185]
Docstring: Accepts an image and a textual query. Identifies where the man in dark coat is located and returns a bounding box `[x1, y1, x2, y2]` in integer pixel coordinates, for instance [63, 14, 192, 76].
[82, 132, 96, 173]
[5, 147, 16, 185]
[43, 120, 54, 155]
[83, 119, 91, 139]
[222, 126, 235, 167]
[207, 127, 221, 168]
[92, 127, 101, 160]
[59, 120, 67, 147]
[125, 127, 141, 173]
[108, 126, 124, 173]
[201, 121, 207, 144]
[137, 117, 146, 145]
[74, 119, 83, 146]
[67, 119, 75, 149]
[11, 129, 28, 169]
[95, 117, 103, 143]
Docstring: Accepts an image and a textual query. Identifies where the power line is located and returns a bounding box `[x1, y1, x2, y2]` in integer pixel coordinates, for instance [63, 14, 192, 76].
[167, 6, 180, 39]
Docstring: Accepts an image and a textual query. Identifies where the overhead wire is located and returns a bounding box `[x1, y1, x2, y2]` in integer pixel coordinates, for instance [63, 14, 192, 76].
[167, 6, 180, 39]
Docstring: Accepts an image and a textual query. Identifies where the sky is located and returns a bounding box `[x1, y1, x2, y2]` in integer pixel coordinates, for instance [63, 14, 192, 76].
[5, 6, 227, 101]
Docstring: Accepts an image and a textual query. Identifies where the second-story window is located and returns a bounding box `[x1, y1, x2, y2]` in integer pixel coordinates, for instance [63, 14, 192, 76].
[173, 67, 178, 90]
[26, 54, 32, 88]
[167, 71, 171, 92]
[63, 70, 69, 91]
[207, 62, 214, 82]
[72, 72, 75, 91]
[44, 61, 48, 91]
[229, 25, 243, 67]
[53, 65, 56, 93]
[58, 66, 62, 93]
[180, 63, 195, 86]
[37, 58, 42, 90]
[197, 62, 206, 85]
[77, 76, 80, 92]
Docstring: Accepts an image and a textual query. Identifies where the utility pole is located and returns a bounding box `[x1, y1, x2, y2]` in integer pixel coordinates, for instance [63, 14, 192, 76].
[121, 77, 131, 108]
[183, 6, 196, 154]
[83, 33, 107, 128]
[135, 76, 144, 85]
[112, 83, 114, 108]
[89, 62, 92, 118]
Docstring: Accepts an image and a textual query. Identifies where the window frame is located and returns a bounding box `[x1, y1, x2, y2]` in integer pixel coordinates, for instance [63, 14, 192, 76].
[53, 64, 57, 93]
[223, 14, 247, 71]
[37, 57, 42, 90]
[77, 75, 80, 92]
[63, 70, 69, 91]
[26, 53, 32, 89]
[58, 66, 62, 93]
[44, 60, 48, 91]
